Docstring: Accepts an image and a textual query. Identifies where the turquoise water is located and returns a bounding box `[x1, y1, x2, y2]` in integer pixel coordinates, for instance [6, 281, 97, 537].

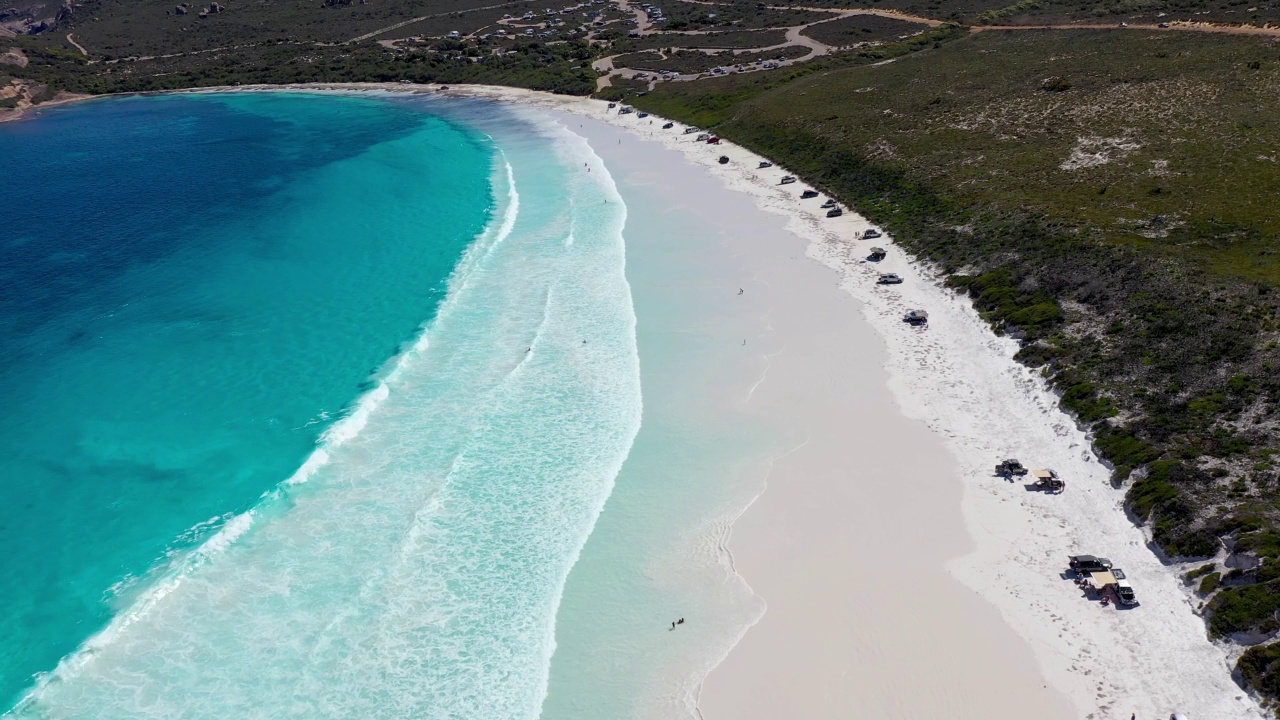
[2, 92, 641, 718]
[0, 92, 493, 705]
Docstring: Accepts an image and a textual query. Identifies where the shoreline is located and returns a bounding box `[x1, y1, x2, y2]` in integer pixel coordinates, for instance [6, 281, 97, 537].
[450, 84, 1265, 718]
[7, 82, 1267, 718]
[0, 90, 95, 123]
[561, 111, 1078, 720]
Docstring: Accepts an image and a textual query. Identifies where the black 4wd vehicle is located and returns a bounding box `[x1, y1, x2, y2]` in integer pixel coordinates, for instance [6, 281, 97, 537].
[995, 459, 1028, 477]
[1068, 555, 1113, 573]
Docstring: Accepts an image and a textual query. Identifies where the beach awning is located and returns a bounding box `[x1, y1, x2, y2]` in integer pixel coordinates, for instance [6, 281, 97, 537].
[1090, 570, 1117, 587]
[870, 247, 886, 254]
[1033, 469, 1054, 479]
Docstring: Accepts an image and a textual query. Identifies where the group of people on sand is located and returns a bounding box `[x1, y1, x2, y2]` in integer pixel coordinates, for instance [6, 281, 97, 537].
[669, 618, 685, 630]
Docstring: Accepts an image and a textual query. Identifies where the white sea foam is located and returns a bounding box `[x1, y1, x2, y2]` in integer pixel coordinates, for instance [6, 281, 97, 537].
[8, 146, 522, 714]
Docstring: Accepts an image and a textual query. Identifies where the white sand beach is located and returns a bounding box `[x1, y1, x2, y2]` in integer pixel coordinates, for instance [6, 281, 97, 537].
[444, 85, 1267, 720]
[127, 82, 1267, 718]
[562, 110, 1077, 720]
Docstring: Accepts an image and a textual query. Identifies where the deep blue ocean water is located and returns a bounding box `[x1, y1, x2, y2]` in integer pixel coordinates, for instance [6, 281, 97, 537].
[0, 93, 494, 707]
[1, 93, 643, 720]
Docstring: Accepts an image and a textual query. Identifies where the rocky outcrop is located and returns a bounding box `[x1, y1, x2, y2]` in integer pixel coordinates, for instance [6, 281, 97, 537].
[0, 78, 45, 116]
[0, 80, 88, 123]
[53, 0, 71, 27]
[0, 46, 27, 66]
[0, 3, 59, 35]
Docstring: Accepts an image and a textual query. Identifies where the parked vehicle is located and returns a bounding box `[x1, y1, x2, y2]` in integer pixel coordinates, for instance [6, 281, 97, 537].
[1032, 468, 1065, 493]
[718, 155, 729, 164]
[684, 127, 700, 134]
[903, 309, 929, 326]
[707, 137, 721, 144]
[825, 207, 843, 217]
[821, 199, 836, 208]
[868, 247, 887, 261]
[696, 133, 711, 141]
[759, 161, 773, 168]
[607, 102, 617, 109]
[779, 175, 797, 185]
[637, 112, 649, 118]
[863, 228, 883, 239]
[800, 190, 819, 199]
[995, 459, 1028, 477]
[1082, 566, 1137, 606]
[877, 273, 903, 285]
[1115, 579, 1138, 606]
[1068, 555, 1113, 573]
[662, 122, 674, 129]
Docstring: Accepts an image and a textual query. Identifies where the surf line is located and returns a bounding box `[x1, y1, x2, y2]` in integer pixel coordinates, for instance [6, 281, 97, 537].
[8, 149, 523, 712]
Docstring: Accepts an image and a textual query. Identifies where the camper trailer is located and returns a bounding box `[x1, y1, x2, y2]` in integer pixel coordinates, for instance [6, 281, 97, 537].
[1032, 468, 1065, 493]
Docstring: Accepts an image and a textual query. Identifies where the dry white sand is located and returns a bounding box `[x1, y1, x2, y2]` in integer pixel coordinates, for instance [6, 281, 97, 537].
[443, 85, 1265, 720]
[545, 109, 1074, 720]
[171, 82, 1269, 718]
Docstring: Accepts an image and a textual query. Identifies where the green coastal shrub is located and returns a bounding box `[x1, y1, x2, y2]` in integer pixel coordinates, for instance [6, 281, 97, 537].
[1007, 301, 1062, 328]
[1238, 531, 1280, 560]
[978, 0, 1041, 24]
[1199, 571, 1222, 594]
[947, 269, 1063, 336]
[1186, 563, 1218, 581]
[1239, 644, 1280, 699]
[1128, 461, 1190, 519]
[1094, 427, 1161, 472]
[1208, 583, 1280, 637]
[1062, 380, 1116, 422]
